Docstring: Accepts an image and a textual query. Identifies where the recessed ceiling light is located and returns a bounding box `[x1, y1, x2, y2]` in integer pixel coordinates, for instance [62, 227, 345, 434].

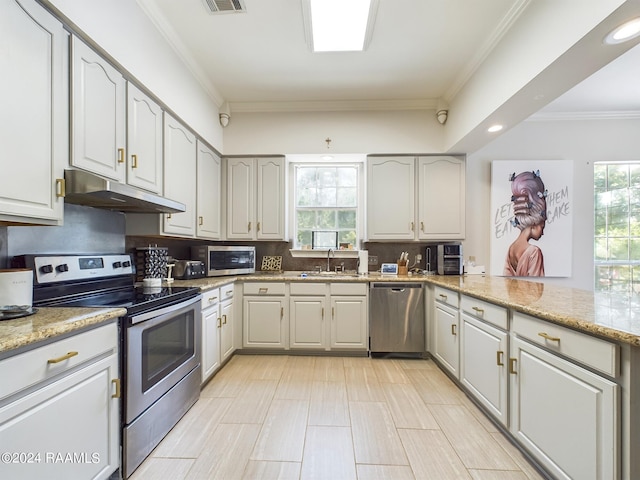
[306, 0, 377, 52]
[604, 17, 640, 44]
[487, 124, 503, 133]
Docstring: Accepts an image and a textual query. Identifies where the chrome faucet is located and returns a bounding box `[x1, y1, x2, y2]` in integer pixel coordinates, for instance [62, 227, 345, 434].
[327, 248, 334, 272]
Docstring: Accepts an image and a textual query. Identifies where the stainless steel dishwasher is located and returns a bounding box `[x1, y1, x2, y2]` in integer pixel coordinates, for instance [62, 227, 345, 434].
[369, 282, 425, 356]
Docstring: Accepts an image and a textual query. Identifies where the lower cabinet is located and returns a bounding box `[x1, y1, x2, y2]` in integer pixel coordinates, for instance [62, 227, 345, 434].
[330, 294, 368, 350]
[201, 284, 235, 383]
[433, 298, 460, 377]
[243, 282, 288, 349]
[0, 323, 120, 480]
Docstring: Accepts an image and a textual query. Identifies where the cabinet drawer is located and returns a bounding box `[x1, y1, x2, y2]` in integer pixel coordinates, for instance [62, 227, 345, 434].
[434, 286, 459, 308]
[244, 282, 286, 295]
[461, 295, 508, 330]
[512, 312, 619, 377]
[220, 283, 234, 301]
[201, 288, 220, 309]
[290, 282, 327, 296]
[0, 322, 118, 401]
[330, 283, 367, 296]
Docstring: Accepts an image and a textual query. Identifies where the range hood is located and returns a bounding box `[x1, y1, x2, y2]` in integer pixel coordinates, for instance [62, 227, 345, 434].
[63, 170, 185, 214]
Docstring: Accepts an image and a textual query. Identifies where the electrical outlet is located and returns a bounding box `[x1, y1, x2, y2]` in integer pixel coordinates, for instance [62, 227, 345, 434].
[368, 255, 378, 265]
[415, 254, 422, 262]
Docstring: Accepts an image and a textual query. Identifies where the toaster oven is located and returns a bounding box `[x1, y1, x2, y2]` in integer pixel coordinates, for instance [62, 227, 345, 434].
[190, 246, 256, 277]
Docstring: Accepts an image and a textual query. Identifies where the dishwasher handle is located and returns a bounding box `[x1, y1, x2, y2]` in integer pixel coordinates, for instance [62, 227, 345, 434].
[370, 282, 424, 289]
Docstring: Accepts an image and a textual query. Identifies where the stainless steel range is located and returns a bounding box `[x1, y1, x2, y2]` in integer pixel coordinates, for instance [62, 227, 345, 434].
[12, 254, 202, 479]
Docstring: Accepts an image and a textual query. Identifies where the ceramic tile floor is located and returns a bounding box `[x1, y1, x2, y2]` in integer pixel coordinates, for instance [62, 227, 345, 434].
[130, 355, 548, 480]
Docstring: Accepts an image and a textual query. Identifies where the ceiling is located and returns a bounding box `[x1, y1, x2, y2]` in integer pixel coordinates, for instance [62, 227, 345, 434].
[137, 0, 640, 118]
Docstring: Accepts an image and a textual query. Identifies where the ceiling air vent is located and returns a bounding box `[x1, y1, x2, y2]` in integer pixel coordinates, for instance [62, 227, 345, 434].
[203, 0, 246, 14]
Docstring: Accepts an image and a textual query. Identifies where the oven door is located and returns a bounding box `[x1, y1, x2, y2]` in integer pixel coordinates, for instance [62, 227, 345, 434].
[125, 295, 201, 424]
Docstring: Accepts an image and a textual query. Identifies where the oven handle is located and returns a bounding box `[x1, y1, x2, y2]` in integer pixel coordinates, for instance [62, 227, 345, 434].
[128, 295, 200, 325]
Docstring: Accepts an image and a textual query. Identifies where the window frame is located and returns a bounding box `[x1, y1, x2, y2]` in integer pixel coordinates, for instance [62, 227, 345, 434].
[288, 155, 365, 251]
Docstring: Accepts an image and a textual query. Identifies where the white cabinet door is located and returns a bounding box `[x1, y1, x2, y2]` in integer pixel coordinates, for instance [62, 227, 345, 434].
[71, 36, 125, 182]
[196, 141, 222, 239]
[226, 158, 254, 239]
[460, 313, 508, 426]
[256, 157, 285, 240]
[226, 157, 286, 240]
[0, 0, 66, 225]
[418, 156, 465, 239]
[221, 299, 234, 361]
[163, 113, 196, 237]
[433, 301, 460, 377]
[201, 301, 221, 383]
[509, 337, 618, 480]
[126, 83, 163, 193]
[367, 156, 416, 240]
[331, 296, 368, 350]
[243, 297, 287, 349]
[0, 355, 119, 480]
[289, 296, 327, 349]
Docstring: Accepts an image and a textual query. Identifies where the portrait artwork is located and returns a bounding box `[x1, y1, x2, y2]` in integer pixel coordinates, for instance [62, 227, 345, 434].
[490, 160, 573, 277]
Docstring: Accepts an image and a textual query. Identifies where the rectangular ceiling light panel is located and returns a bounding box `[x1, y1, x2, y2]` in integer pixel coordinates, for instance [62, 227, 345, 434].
[203, 0, 246, 14]
[309, 0, 374, 52]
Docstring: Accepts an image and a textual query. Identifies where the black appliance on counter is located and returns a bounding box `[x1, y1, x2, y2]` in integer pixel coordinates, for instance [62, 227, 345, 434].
[12, 254, 202, 479]
[425, 243, 464, 275]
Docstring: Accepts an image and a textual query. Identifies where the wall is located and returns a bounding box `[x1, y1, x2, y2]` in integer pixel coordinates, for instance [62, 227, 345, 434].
[464, 116, 640, 291]
[223, 110, 446, 155]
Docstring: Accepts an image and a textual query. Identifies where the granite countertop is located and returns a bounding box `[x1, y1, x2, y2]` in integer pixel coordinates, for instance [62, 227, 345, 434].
[173, 271, 640, 346]
[0, 307, 126, 356]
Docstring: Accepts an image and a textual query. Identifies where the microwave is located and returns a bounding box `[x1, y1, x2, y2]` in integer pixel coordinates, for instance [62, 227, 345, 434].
[191, 246, 256, 277]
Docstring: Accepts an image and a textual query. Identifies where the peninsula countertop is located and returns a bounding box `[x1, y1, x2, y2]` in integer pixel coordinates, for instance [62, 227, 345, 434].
[173, 272, 640, 346]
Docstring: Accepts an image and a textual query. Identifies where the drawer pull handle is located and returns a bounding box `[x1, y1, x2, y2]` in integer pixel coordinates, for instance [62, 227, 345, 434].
[222, 314, 227, 325]
[439, 294, 448, 300]
[111, 378, 121, 399]
[47, 351, 78, 364]
[208, 296, 218, 303]
[217, 317, 222, 328]
[496, 351, 504, 366]
[225, 290, 233, 296]
[509, 358, 517, 374]
[472, 306, 485, 314]
[131, 154, 138, 168]
[259, 287, 268, 294]
[538, 332, 560, 343]
[451, 324, 457, 336]
[199, 216, 204, 226]
[117, 148, 125, 163]
[56, 178, 66, 198]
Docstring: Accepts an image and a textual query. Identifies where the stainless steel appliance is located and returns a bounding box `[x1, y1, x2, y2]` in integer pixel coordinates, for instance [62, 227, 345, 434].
[173, 259, 206, 279]
[425, 243, 463, 275]
[191, 245, 256, 276]
[369, 282, 425, 356]
[12, 254, 202, 479]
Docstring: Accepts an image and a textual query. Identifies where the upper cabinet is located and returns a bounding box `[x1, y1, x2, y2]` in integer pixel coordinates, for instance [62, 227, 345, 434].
[126, 83, 163, 194]
[162, 114, 197, 237]
[0, 0, 67, 225]
[366, 155, 465, 241]
[71, 36, 126, 182]
[196, 140, 221, 240]
[225, 157, 286, 240]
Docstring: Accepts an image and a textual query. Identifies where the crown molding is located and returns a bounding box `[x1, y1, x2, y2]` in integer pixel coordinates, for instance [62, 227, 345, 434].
[527, 110, 640, 121]
[228, 98, 438, 113]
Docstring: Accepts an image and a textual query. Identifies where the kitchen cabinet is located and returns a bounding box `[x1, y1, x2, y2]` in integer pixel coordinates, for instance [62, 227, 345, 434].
[162, 113, 197, 237]
[509, 333, 618, 480]
[243, 282, 288, 349]
[367, 156, 416, 240]
[289, 283, 328, 349]
[459, 295, 509, 426]
[126, 83, 163, 193]
[0, 0, 67, 225]
[330, 283, 368, 350]
[71, 36, 126, 182]
[366, 155, 465, 240]
[196, 140, 222, 239]
[201, 283, 234, 383]
[417, 156, 465, 239]
[0, 322, 120, 480]
[432, 286, 460, 377]
[225, 157, 286, 240]
[201, 288, 222, 383]
[220, 283, 235, 362]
